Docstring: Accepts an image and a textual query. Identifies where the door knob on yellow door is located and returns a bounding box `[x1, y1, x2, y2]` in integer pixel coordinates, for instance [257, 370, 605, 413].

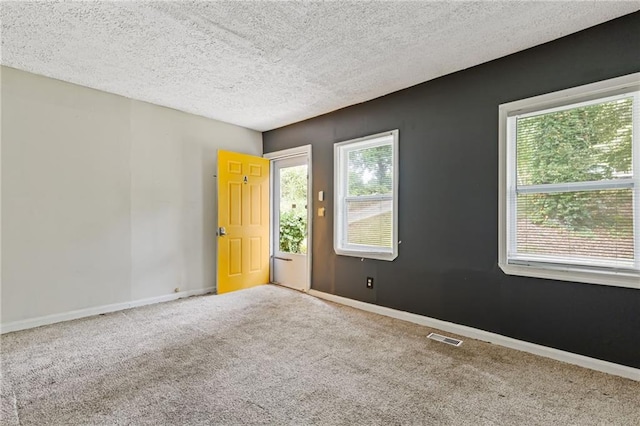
[218, 227, 226, 236]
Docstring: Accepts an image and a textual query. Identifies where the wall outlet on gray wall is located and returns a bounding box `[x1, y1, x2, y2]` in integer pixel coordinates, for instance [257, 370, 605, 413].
[366, 277, 374, 289]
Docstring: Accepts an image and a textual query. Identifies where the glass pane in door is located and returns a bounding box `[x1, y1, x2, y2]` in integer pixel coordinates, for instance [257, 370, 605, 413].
[279, 164, 308, 254]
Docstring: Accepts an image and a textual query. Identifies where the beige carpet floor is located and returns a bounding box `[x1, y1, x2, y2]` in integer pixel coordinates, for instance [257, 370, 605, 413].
[1, 285, 638, 425]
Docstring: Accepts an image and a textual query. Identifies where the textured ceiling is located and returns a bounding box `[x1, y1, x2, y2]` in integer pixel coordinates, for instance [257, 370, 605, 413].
[1, 2, 638, 131]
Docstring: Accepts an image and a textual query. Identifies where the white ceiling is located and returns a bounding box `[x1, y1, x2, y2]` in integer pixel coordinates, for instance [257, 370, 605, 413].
[1, 2, 638, 131]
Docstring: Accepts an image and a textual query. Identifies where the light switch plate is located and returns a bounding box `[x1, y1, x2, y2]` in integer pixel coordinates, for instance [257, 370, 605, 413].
[318, 191, 324, 201]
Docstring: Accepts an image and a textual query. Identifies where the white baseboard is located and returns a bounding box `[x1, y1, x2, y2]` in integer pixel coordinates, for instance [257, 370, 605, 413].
[308, 289, 640, 382]
[0, 287, 215, 334]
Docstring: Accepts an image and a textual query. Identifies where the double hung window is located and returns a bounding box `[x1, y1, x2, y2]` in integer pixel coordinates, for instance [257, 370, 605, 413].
[334, 130, 399, 261]
[499, 73, 639, 288]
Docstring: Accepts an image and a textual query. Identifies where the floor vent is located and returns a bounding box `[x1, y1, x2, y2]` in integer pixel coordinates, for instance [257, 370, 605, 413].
[427, 332, 462, 347]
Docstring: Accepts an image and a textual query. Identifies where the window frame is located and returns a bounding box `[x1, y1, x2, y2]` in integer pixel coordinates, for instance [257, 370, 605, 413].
[334, 130, 399, 261]
[498, 72, 640, 289]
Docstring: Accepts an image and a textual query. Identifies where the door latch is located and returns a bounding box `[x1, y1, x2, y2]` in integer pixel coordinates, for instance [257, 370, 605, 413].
[217, 226, 226, 236]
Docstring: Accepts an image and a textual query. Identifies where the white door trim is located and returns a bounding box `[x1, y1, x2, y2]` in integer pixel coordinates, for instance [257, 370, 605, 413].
[265, 145, 312, 292]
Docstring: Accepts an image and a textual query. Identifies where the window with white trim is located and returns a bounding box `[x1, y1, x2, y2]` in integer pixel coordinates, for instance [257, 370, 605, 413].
[499, 73, 640, 289]
[334, 130, 399, 261]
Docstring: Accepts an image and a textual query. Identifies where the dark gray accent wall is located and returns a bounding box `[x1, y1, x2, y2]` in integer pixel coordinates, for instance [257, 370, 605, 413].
[264, 12, 640, 368]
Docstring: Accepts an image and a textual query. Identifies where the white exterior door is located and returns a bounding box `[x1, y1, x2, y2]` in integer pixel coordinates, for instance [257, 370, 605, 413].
[268, 148, 311, 291]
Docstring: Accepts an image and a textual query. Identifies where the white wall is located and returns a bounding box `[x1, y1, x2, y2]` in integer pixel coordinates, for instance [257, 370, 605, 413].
[1, 67, 262, 325]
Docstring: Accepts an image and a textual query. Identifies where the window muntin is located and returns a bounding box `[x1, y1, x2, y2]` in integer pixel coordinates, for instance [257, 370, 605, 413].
[499, 73, 640, 288]
[334, 130, 399, 261]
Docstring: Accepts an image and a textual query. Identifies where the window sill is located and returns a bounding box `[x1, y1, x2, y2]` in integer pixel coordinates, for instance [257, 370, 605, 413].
[335, 247, 397, 261]
[499, 261, 640, 289]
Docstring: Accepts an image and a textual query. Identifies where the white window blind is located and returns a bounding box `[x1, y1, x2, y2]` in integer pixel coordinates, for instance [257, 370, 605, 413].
[334, 130, 399, 261]
[499, 73, 640, 289]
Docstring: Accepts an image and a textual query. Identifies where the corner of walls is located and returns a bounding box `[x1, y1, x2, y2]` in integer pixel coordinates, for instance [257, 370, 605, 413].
[1, 67, 262, 328]
[128, 100, 262, 301]
[263, 13, 640, 369]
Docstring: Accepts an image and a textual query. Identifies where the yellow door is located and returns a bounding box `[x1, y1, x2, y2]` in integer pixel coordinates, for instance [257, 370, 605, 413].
[217, 150, 270, 294]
